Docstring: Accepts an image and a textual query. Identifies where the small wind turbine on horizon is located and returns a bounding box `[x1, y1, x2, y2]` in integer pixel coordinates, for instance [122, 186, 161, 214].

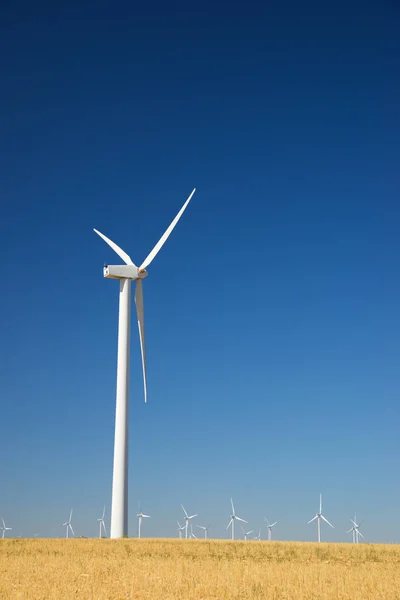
[253, 528, 261, 541]
[63, 509, 75, 539]
[189, 522, 197, 539]
[308, 494, 334, 542]
[94, 188, 196, 538]
[240, 525, 253, 540]
[226, 498, 247, 541]
[97, 506, 107, 539]
[347, 515, 364, 543]
[1, 518, 12, 539]
[137, 508, 151, 539]
[177, 521, 185, 539]
[264, 518, 278, 541]
[197, 524, 211, 539]
[181, 505, 198, 539]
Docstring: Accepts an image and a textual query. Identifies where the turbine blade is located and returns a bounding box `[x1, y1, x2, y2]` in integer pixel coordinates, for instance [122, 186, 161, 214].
[134, 279, 147, 403]
[321, 515, 334, 528]
[69, 524, 75, 536]
[346, 528, 353, 533]
[181, 505, 189, 518]
[264, 517, 270, 526]
[230, 498, 235, 515]
[102, 506, 106, 519]
[308, 516, 318, 524]
[358, 531, 364, 538]
[189, 514, 198, 519]
[320, 494, 322, 514]
[226, 519, 233, 530]
[235, 517, 247, 523]
[93, 229, 136, 266]
[142, 514, 151, 518]
[69, 509, 73, 521]
[270, 522, 278, 527]
[350, 519, 357, 527]
[139, 189, 195, 270]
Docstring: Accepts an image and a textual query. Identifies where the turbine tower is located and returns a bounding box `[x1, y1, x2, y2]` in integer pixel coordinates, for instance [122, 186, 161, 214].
[226, 498, 247, 540]
[137, 509, 150, 539]
[308, 494, 334, 542]
[0, 518, 12, 539]
[181, 505, 197, 539]
[94, 188, 195, 538]
[63, 509, 74, 539]
[97, 506, 107, 538]
[264, 518, 278, 541]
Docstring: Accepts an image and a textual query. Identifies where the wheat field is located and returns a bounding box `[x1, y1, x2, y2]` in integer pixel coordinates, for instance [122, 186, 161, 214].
[1, 538, 400, 599]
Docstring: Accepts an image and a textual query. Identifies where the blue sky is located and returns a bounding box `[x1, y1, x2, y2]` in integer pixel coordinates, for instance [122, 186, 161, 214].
[1, 0, 399, 542]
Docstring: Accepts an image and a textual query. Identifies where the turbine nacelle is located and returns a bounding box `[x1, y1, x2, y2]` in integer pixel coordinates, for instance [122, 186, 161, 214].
[103, 265, 148, 280]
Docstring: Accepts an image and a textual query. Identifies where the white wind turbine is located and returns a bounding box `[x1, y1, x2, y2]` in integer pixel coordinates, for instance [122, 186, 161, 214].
[1, 518, 12, 539]
[181, 505, 197, 539]
[94, 188, 196, 539]
[189, 522, 197, 539]
[137, 509, 151, 539]
[240, 525, 253, 540]
[177, 521, 186, 539]
[264, 518, 278, 541]
[63, 509, 75, 539]
[97, 506, 107, 538]
[226, 498, 247, 541]
[308, 494, 334, 542]
[197, 524, 211, 539]
[253, 528, 262, 541]
[347, 515, 364, 543]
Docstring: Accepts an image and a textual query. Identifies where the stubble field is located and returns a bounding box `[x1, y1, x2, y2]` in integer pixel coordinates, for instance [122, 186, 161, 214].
[1, 538, 400, 599]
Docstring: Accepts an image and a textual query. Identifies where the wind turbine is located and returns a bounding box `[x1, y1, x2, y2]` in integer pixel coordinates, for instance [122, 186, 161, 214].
[197, 524, 211, 539]
[137, 509, 151, 539]
[226, 498, 247, 540]
[308, 494, 334, 542]
[181, 505, 197, 539]
[0, 518, 12, 539]
[63, 509, 74, 539]
[97, 506, 107, 538]
[264, 518, 278, 541]
[94, 188, 195, 539]
[347, 515, 364, 543]
[177, 521, 185, 539]
[189, 522, 197, 539]
[240, 525, 253, 540]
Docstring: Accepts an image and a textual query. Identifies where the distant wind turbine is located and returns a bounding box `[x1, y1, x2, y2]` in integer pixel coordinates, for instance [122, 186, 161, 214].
[189, 522, 197, 539]
[97, 506, 107, 538]
[240, 525, 253, 540]
[308, 494, 334, 542]
[94, 188, 196, 538]
[137, 508, 151, 539]
[197, 524, 211, 539]
[226, 499, 247, 540]
[253, 528, 261, 541]
[1, 518, 12, 539]
[347, 515, 364, 543]
[63, 509, 75, 539]
[264, 518, 278, 541]
[177, 521, 185, 539]
[181, 505, 197, 539]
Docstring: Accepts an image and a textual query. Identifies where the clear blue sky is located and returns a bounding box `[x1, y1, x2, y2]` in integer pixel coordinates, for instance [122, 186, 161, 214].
[1, 0, 399, 542]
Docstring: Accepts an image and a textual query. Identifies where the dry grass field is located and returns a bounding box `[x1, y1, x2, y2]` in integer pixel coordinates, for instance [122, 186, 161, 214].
[1, 538, 400, 599]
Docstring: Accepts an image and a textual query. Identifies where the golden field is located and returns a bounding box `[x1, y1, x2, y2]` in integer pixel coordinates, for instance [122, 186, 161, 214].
[1, 538, 400, 600]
